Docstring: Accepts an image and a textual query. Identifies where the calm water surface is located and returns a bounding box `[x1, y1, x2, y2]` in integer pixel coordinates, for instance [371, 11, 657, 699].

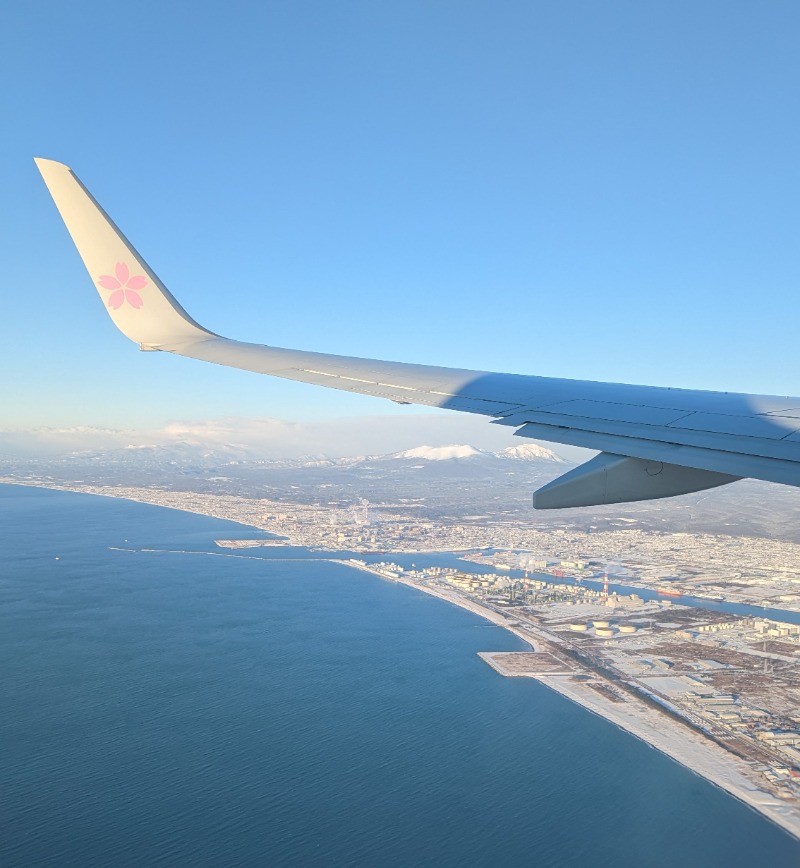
[1, 484, 798, 867]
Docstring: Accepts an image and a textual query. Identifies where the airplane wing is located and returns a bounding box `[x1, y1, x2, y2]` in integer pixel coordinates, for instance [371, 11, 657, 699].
[34, 158, 800, 508]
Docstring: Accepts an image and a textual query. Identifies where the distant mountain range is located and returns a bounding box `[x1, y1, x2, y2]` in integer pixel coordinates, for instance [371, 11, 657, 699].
[1, 435, 564, 469]
[5, 427, 800, 543]
[6, 424, 800, 545]
[0, 416, 570, 465]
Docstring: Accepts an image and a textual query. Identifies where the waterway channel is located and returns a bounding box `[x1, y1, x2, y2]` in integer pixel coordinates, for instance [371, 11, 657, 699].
[355, 550, 800, 626]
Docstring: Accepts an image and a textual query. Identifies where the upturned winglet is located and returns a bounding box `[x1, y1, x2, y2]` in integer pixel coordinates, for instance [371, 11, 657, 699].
[34, 158, 214, 349]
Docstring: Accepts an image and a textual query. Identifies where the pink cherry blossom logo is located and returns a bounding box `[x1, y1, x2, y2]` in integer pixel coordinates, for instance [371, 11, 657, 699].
[97, 262, 147, 310]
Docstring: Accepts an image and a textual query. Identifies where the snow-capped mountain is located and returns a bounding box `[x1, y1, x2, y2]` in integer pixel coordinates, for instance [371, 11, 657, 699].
[389, 443, 563, 462]
[498, 443, 564, 462]
[393, 444, 484, 461]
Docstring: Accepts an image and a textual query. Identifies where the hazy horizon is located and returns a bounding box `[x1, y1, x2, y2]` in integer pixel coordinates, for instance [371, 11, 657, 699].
[0, 412, 585, 462]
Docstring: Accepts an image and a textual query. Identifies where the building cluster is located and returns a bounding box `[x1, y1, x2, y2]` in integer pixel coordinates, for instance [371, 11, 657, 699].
[24, 479, 800, 612]
[367, 559, 800, 800]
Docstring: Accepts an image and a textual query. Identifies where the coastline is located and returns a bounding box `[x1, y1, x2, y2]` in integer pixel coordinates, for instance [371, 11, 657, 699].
[4, 480, 800, 843]
[340, 558, 534, 650]
[342, 559, 800, 842]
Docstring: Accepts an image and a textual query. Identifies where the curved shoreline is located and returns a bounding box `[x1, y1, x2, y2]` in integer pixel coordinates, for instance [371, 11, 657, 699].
[341, 560, 800, 843]
[4, 481, 800, 844]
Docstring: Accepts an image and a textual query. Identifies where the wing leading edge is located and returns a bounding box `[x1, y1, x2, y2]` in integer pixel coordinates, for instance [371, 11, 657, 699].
[35, 158, 800, 508]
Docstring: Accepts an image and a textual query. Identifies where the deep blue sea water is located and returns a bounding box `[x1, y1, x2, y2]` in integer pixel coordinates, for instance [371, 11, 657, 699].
[2, 484, 799, 867]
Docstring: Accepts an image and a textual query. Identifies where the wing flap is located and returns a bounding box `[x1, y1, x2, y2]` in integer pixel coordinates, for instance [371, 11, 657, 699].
[494, 408, 800, 463]
[512, 421, 800, 488]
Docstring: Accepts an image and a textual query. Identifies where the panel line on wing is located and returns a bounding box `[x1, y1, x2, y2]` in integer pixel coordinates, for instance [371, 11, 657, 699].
[494, 410, 800, 464]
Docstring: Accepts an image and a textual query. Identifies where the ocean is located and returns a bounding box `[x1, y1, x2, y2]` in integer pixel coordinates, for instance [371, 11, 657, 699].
[1, 484, 798, 867]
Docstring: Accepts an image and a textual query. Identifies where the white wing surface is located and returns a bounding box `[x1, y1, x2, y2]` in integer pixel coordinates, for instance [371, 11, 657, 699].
[35, 158, 800, 508]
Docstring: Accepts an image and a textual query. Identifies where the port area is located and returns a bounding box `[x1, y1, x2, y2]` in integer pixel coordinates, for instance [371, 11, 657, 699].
[478, 651, 572, 676]
[214, 538, 290, 548]
[342, 558, 800, 841]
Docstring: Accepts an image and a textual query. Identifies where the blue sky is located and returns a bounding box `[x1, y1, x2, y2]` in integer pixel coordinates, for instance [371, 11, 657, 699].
[3, 1, 800, 433]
